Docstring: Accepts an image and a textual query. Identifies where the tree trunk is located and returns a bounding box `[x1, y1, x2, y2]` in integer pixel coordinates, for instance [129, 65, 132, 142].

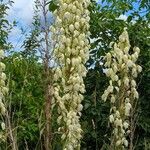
[44, 81, 52, 150]
[43, 0, 52, 149]
[6, 111, 18, 150]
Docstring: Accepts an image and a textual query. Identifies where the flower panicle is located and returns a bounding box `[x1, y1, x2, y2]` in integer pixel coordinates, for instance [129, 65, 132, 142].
[0, 48, 8, 141]
[102, 28, 142, 149]
[51, 0, 91, 149]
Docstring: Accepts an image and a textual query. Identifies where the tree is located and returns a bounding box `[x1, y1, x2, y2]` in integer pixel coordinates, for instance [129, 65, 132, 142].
[80, 0, 150, 149]
[22, 0, 54, 149]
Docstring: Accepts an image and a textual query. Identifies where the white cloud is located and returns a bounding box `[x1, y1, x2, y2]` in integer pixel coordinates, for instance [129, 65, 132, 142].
[8, 0, 34, 26]
[7, 0, 35, 50]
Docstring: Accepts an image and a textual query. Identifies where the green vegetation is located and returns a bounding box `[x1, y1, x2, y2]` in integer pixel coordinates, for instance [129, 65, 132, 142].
[0, 0, 149, 149]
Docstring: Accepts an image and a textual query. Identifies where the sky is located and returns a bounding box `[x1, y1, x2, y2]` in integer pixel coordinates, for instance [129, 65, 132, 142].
[5, 0, 128, 51]
[7, 0, 35, 50]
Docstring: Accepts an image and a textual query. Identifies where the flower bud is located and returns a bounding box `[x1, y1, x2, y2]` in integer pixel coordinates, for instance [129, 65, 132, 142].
[109, 114, 114, 123]
[0, 50, 4, 58]
[1, 122, 5, 130]
[69, 24, 74, 32]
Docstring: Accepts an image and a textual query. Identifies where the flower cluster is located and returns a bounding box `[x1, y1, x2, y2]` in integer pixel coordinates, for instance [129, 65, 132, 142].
[0, 49, 8, 141]
[102, 28, 142, 149]
[51, 0, 90, 149]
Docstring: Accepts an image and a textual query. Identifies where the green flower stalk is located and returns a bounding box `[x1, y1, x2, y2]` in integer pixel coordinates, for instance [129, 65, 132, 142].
[102, 28, 142, 149]
[0, 49, 8, 141]
[51, 0, 91, 149]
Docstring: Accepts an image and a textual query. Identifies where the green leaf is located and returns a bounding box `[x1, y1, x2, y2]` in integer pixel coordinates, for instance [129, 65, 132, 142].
[49, 1, 59, 12]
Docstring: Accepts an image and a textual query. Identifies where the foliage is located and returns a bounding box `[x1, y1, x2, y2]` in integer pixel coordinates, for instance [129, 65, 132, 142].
[0, 0, 149, 149]
[80, 0, 150, 149]
[0, 0, 13, 50]
[4, 53, 45, 149]
[21, 1, 41, 57]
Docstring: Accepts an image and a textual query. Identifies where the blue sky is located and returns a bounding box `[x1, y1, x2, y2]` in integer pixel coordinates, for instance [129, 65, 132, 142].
[7, 0, 35, 50]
